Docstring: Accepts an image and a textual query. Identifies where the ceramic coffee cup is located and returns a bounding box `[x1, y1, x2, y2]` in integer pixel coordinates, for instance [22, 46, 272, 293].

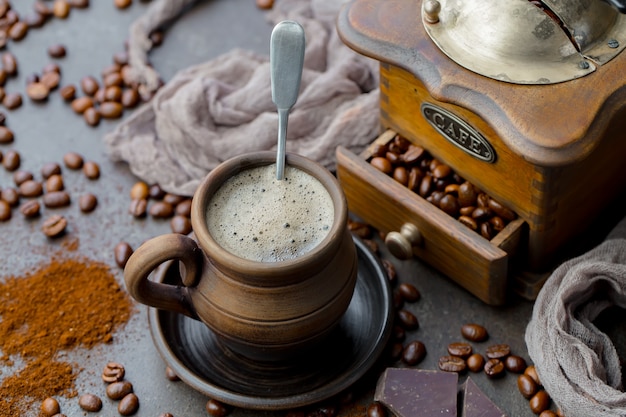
[124, 151, 358, 362]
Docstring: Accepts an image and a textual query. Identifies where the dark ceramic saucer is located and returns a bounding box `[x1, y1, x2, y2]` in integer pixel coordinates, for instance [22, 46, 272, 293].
[147, 236, 393, 411]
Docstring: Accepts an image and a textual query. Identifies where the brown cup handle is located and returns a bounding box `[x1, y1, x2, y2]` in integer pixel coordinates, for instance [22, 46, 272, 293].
[124, 233, 202, 320]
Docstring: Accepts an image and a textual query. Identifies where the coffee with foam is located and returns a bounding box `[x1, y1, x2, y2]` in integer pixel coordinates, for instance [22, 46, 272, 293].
[206, 164, 334, 262]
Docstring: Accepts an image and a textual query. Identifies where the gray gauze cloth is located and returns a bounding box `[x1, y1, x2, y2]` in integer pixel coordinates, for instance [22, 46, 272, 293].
[525, 238, 626, 417]
[104, 0, 380, 196]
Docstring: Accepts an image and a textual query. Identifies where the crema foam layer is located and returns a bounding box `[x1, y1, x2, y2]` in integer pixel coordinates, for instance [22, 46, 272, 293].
[206, 164, 334, 262]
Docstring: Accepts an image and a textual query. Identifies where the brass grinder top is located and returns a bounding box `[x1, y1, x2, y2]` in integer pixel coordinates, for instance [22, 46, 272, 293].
[422, 0, 626, 84]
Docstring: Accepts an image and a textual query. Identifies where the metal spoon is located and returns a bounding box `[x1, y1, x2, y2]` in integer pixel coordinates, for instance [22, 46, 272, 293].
[270, 20, 305, 180]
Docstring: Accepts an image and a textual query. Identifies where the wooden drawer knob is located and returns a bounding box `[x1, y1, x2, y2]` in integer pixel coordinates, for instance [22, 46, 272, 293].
[385, 223, 423, 260]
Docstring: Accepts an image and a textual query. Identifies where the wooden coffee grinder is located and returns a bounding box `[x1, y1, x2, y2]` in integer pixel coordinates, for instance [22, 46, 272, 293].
[335, 0, 626, 304]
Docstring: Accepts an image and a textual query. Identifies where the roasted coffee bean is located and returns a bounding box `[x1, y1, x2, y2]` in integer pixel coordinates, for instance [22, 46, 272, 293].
[149, 183, 165, 199]
[459, 215, 477, 230]
[41, 162, 61, 179]
[485, 343, 511, 359]
[539, 410, 558, 417]
[158, 413, 174, 417]
[165, 366, 180, 381]
[78, 193, 97, 213]
[1, 187, 19, 206]
[78, 393, 102, 412]
[0, 125, 13, 143]
[175, 198, 192, 217]
[118, 393, 139, 416]
[487, 199, 517, 221]
[3, 92, 22, 110]
[461, 323, 489, 342]
[24, 12, 47, 28]
[94, 89, 105, 104]
[42, 62, 61, 75]
[19, 180, 44, 198]
[46, 174, 64, 192]
[102, 362, 125, 383]
[59, 84, 76, 101]
[70, 96, 93, 114]
[471, 207, 492, 221]
[385, 151, 401, 165]
[43, 191, 70, 208]
[396, 309, 419, 330]
[83, 107, 100, 126]
[439, 194, 460, 217]
[130, 181, 149, 200]
[26, 82, 50, 101]
[1, 52, 17, 75]
[366, 402, 386, 417]
[20, 199, 40, 218]
[8, 21, 29, 41]
[34, 0, 53, 17]
[432, 163, 451, 179]
[26, 73, 41, 86]
[480, 222, 493, 240]
[121, 88, 139, 108]
[47, 44, 66, 58]
[206, 399, 229, 417]
[63, 151, 83, 169]
[348, 219, 373, 239]
[402, 145, 425, 165]
[115, 0, 132, 8]
[517, 373, 538, 399]
[163, 193, 185, 206]
[0, 69, 6, 87]
[53, 0, 71, 18]
[438, 355, 466, 373]
[392, 166, 408, 185]
[129, 198, 147, 217]
[104, 85, 122, 102]
[2, 149, 20, 171]
[370, 156, 392, 175]
[524, 364, 541, 386]
[82, 161, 100, 179]
[447, 342, 473, 358]
[13, 170, 33, 186]
[401, 340, 426, 365]
[392, 324, 406, 342]
[170, 215, 192, 234]
[114, 241, 133, 268]
[70, 0, 89, 8]
[483, 358, 505, 378]
[80, 75, 99, 96]
[489, 216, 506, 232]
[41, 397, 60, 416]
[149, 201, 174, 218]
[104, 72, 123, 88]
[113, 51, 129, 66]
[388, 342, 404, 361]
[505, 355, 527, 373]
[398, 282, 420, 303]
[42, 214, 67, 237]
[100, 101, 123, 119]
[381, 259, 397, 284]
[529, 390, 550, 414]
[418, 174, 433, 197]
[466, 353, 485, 372]
[41, 71, 60, 90]
[106, 380, 134, 400]
[0, 200, 10, 221]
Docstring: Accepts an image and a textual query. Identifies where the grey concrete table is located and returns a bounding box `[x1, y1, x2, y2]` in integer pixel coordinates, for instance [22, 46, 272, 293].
[0, 1, 623, 416]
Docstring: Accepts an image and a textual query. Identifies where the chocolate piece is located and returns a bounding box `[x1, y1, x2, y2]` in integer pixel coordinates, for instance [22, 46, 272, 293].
[462, 377, 507, 417]
[375, 368, 457, 417]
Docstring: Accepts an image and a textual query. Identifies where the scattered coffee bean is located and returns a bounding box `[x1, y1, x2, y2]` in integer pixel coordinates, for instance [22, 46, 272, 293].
[438, 355, 466, 373]
[163, 193, 185, 206]
[102, 362, 125, 383]
[48, 44, 67, 58]
[1, 52, 17, 75]
[485, 343, 511, 359]
[175, 198, 192, 217]
[205, 398, 229, 417]
[370, 156, 393, 174]
[78, 393, 102, 412]
[170, 215, 192, 234]
[401, 340, 426, 366]
[539, 410, 558, 417]
[447, 342, 472, 358]
[366, 402, 386, 417]
[392, 324, 405, 342]
[19, 199, 41, 218]
[466, 353, 485, 372]
[13, 170, 34, 186]
[106, 380, 134, 400]
[381, 259, 397, 284]
[129, 198, 147, 217]
[45, 174, 64, 192]
[104, 85, 122, 102]
[130, 181, 149, 200]
[3, 92, 22, 110]
[19, 180, 44, 198]
[100, 101, 123, 119]
[158, 414, 174, 417]
[524, 364, 541, 386]
[517, 373, 538, 399]
[2, 149, 20, 170]
[78, 193, 97, 213]
[8, 21, 29, 41]
[59, 84, 76, 101]
[70, 96, 94, 114]
[41, 214, 67, 237]
[43, 191, 70, 208]
[1, 187, 19, 206]
[63, 151, 84, 169]
[164, 366, 180, 381]
[40, 397, 60, 416]
[41, 162, 62, 179]
[118, 393, 139, 416]
[80, 75, 99, 96]
[0, 200, 11, 221]
[70, 0, 89, 8]
[121, 88, 139, 108]
[114, 241, 133, 268]
[149, 183, 165, 199]
[149, 201, 174, 218]
[26, 82, 50, 101]
[529, 390, 550, 414]
[42, 63, 61, 75]
[40, 71, 60, 91]
[397, 282, 420, 303]
[114, 0, 132, 9]
[396, 309, 419, 330]
[0, 125, 13, 143]
[505, 355, 527, 373]
[83, 106, 100, 126]
[82, 161, 100, 179]
[483, 358, 506, 378]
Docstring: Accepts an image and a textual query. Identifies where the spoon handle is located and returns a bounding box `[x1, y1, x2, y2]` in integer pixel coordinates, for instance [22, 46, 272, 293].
[270, 20, 305, 180]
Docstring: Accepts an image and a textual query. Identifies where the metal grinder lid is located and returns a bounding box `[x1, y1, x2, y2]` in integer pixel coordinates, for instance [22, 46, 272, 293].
[422, 0, 626, 84]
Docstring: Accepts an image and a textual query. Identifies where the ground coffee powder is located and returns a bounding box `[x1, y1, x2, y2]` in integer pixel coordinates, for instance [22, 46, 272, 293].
[0, 256, 134, 416]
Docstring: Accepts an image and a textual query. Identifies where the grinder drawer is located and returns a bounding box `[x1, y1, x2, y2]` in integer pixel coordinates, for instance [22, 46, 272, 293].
[336, 130, 526, 305]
